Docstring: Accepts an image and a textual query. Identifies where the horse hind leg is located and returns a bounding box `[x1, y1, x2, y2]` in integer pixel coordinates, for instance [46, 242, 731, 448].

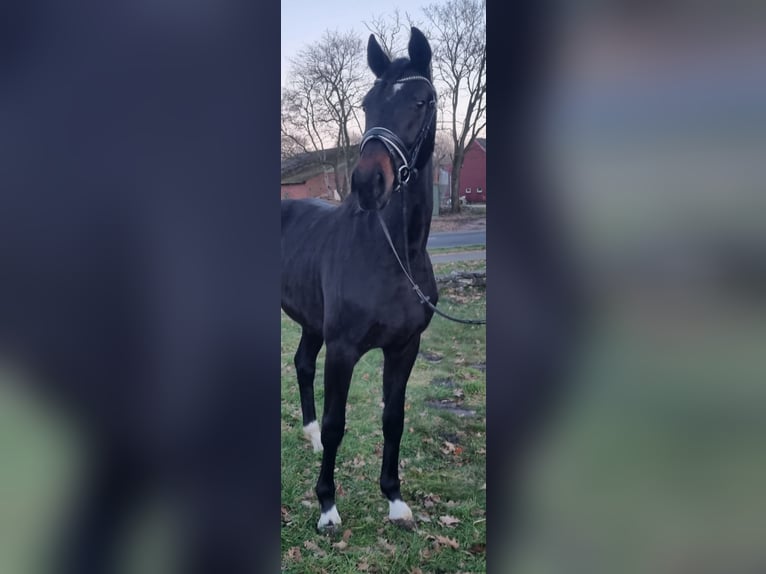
[295, 329, 324, 452]
[380, 336, 421, 528]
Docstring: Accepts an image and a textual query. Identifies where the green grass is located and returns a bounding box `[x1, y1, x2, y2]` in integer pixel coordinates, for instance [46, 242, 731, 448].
[428, 244, 486, 255]
[281, 263, 487, 573]
[432, 259, 487, 277]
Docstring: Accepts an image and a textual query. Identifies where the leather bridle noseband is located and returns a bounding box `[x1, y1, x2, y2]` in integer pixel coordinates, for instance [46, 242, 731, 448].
[359, 75, 437, 191]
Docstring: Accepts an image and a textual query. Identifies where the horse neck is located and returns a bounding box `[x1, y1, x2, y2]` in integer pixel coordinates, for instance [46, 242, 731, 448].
[382, 160, 433, 255]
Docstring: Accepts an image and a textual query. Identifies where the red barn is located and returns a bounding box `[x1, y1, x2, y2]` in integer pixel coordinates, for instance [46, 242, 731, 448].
[437, 138, 486, 207]
[281, 166, 339, 200]
[281, 146, 358, 200]
[457, 138, 486, 204]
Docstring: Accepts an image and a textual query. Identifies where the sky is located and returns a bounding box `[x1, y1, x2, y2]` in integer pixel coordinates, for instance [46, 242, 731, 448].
[281, 0, 432, 87]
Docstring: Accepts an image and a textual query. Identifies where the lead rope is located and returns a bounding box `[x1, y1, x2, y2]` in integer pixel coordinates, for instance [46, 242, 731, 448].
[376, 210, 487, 326]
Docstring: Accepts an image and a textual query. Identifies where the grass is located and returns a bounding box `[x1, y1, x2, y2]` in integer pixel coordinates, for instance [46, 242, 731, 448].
[281, 261, 487, 573]
[432, 259, 486, 277]
[428, 244, 485, 255]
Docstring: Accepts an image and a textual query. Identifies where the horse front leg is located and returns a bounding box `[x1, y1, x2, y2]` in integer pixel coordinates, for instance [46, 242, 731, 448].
[380, 336, 420, 527]
[315, 342, 357, 531]
[294, 328, 324, 452]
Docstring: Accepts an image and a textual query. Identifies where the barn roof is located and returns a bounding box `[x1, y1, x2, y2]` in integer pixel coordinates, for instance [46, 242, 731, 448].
[281, 146, 359, 184]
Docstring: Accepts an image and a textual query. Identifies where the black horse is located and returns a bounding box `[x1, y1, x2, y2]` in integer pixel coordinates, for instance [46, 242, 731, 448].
[281, 27, 438, 530]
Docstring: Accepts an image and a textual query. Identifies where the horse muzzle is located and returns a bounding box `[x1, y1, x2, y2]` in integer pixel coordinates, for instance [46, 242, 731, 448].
[352, 144, 395, 211]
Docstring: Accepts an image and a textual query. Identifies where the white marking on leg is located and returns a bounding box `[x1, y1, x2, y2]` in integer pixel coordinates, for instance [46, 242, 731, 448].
[317, 505, 342, 530]
[303, 420, 323, 452]
[388, 499, 413, 522]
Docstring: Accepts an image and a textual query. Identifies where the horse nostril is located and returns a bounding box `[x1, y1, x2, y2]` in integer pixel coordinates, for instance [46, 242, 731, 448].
[375, 170, 384, 186]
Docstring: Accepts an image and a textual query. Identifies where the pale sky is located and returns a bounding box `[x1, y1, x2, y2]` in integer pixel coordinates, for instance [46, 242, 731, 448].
[281, 0, 433, 87]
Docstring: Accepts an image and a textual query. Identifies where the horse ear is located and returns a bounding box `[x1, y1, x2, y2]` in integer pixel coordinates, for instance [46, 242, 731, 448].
[367, 34, 390, 78]
[408, 27, 432, 76]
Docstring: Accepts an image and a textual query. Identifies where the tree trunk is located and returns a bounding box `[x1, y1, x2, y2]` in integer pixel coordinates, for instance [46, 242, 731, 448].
[333, 162, 347, 200]
[450, 152, 465, 214]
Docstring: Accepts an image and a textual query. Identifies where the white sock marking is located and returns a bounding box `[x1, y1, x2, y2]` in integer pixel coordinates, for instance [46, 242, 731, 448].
[317, 505, 342, 530]
[388, 499, 413, 521]
[303, 421, 323, 452]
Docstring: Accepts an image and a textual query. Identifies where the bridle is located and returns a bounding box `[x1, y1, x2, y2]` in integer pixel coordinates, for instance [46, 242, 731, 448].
[359, 75, 437, 192]
[359, 74, 486, 326]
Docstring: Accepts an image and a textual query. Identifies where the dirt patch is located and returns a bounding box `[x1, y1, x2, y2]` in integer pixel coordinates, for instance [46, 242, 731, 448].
[426, 399, 476, 418]
[438, 431, 462, 444]
[430, 213, 486, 233]
[419, 350, 444, 363]
[430, 377, 456, 388]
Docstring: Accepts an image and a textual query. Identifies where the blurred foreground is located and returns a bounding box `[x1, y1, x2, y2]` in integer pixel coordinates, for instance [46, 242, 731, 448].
[501, 2, 766, 572]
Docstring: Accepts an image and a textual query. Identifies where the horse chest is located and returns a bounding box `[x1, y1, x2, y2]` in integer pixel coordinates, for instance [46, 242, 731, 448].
[323, 272, 433, 349]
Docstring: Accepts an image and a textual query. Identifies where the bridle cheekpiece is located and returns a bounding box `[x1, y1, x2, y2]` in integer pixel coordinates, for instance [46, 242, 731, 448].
[359, 75, 437, 191]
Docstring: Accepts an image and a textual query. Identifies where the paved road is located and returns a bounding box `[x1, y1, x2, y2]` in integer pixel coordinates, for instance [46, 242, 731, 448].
[429, 250, 486, 264]
[427, 230, 486, 249]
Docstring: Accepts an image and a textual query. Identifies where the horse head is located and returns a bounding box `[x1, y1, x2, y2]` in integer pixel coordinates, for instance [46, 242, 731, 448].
[353, 27, 437, 211]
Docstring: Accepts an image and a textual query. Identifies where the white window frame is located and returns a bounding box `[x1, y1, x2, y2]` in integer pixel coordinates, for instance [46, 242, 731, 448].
[465, 187, 471, 194]
[476, 187, 483, 194]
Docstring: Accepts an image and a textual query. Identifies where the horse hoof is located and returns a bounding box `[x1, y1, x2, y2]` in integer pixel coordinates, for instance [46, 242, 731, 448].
[317, 505, 342, 531]
[391, 517, 417, 531]
[303, 421, 324, 452]
[388, 499, 414, 529]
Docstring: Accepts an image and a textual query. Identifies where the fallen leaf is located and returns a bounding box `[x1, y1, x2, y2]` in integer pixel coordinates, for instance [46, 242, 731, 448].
[440, 441, 457, 455]
[332, 540, 348, 550]
[439, 515, 461, 527]
[351, 456, 366, 468]
[433, 535, 460, 549]
[285, 546, 302, 562]
[281, 506, 291, 524]
[303, 540, 327, 557]
[469, 543, 487, 554]
[342, 528, 353, 541]
[377, 537, 397, 555]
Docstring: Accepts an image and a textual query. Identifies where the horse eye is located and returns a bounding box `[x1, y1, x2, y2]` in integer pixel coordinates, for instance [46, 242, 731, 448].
[416, 100, 425, 108]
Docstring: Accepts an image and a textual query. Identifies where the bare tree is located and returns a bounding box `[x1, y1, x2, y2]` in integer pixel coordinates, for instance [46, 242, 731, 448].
[363, 9, 421, 59]
[433, 129, 453, 169]
[423, 0, 486, 213]
[282, 30, 366, 200]
[281, 87, 330, 160]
